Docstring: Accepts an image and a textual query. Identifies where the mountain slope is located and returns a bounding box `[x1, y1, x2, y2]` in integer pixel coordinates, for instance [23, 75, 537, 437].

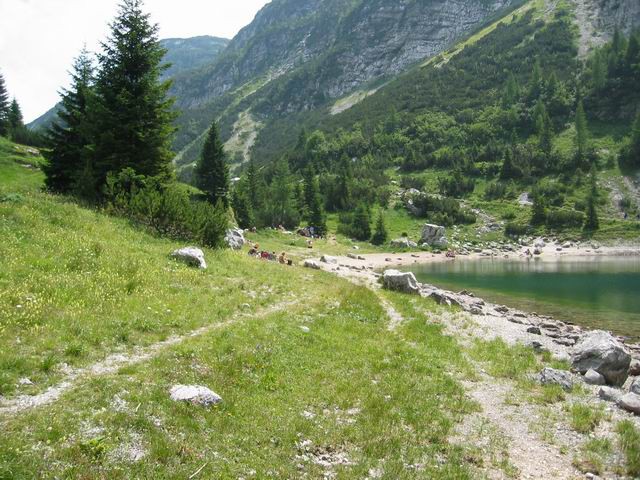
[171, 0, 526, 178]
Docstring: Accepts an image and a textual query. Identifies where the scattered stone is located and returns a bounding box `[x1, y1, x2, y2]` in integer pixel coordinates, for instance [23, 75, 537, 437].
[299, 326, 311, 333]
[619, 393, 640, 415]
[584, 369, 606, 385]
[170, 247, 207, 269]
[18, 378, 33, 386]
[381, 270, 420, 295]
[224, 228, 246, 250]
[304, 260, 321, 270]
[629, 359, 640, 376]
[631, 378, 640, 395]
[538, 367, 574, 391]
[552, 351, 571, 363]
[527, 326, 542, 335]
[320, 255, 338, 264]
[598, 386, 623, 403]
[529, 341, 545, 353]
[508, 317, 525, 325]
[169, 385, 222, 407]
[572, 330, 632, 386]
[495, 305, 509, 314]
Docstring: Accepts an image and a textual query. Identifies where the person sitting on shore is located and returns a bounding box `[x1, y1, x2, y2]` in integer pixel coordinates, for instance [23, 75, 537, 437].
[279, 252, 287, 264]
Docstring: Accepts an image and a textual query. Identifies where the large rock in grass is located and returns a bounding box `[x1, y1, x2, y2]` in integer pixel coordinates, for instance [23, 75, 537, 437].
[538, 367, 574, 391]
[320, 255, 338, 265]
[169, 385, 222, 407]
[420, 224, 447, 247]
[390, 238, 418, 249]
[225, 228, 246, 250]
[171, 247, 207, 269]
[571, 330, 631, 387]
[382, 270, 420, 294]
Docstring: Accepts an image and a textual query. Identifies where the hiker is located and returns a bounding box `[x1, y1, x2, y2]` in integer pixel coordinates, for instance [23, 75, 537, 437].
[279, 252, 287, 264]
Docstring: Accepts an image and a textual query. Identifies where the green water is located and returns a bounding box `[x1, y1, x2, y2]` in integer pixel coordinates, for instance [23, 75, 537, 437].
[403, 257, 640, 339]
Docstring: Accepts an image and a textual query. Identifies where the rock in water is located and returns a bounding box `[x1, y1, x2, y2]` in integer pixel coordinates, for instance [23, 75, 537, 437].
[382, 270, 420, 294]
[619, 393, 640, 415]
[171, 247, 207, 269]
[571, 330, 631, 387]
[225, 228, 246, 250]
[538, 367, 574, 391]
[584, 369, 606, 385]
[169, 385, 222, 407]
[420, 224, 447, 247]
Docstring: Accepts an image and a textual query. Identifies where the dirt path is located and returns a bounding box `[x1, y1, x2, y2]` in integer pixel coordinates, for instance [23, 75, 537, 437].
[0, 300, 298, 416]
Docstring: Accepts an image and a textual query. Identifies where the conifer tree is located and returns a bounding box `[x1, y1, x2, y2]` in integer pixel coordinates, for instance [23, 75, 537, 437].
[231, 185, 254, 230]
[620, 110, 640, 169]
[303, 167, 326, 236]
[575, 100, 589, 161]
[371, 209, 388, 246]
[246, 157, 262, 210]
[45, 49, 95, 194]
[530, 195, 546, 226]
[265, 158, 299, 229]
[350, 204, 372, 241]
[8, 99, 24, 131]
[584, 166, 599, 232]
[196, 121, 230, 207]
[0, 71, 9, 136]
[93, 0, 176, 189]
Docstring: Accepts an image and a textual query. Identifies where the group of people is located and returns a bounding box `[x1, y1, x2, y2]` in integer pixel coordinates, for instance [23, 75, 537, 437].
[247, 244, 293, 266]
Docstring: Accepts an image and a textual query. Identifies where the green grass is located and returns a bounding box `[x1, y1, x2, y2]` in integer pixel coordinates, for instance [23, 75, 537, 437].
[567, 403, 606, 434]
[0, 136, 483, 478]
[469, 339, 538, 379]
[616, 420, 640, 477]
[574, 437, 613, 475]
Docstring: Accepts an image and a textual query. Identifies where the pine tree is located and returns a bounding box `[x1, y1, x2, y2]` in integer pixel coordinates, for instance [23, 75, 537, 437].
[584, 166, 599, 232]
[621, 110, 640, 169]
[196, 121, 230, 207]
[45, 49, 95, 194]
[500, 149, 520, 180]
[303, 167, 327, 236]
[245, 157, 262, 211]
[530, 195, 546, 226]
[625, 34, 640, 72]
[502, 73, 520, 107]
[534, 101, 554, 155]
[0, 71, 9, 136]
[350, 204, 372, 241]
[231, 185, 254, 230]
[8, 99, 24, 131]
[591, 50, 607, 89]
[264, 158, 299, 229]
[575, 100, 589, 161]
[93, 0, 176, 189]
[371, 209, 388, 246]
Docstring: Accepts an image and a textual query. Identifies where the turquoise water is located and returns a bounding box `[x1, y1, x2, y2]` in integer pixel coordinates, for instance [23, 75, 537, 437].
[403, 257, 640, 339]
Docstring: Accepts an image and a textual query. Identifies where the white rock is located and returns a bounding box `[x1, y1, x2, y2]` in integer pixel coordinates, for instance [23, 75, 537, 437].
[420, 224, 447, 247]
[538, 367, 574, 391]
[572, 330, 631, 386]
[390, 238, 418, 249]
[171, 247, 207, 269]
[320, 255, 338, 265]
[584, 369, 606, 385]
[599, 386, 623, 403]
[224, 228, 246, 250]
[304, 260, 321, 270]
[382, 270, 420, 294]
[169, 385, 222, 407]
[619, 393, 640, 415]
[299, 326, 310, 333]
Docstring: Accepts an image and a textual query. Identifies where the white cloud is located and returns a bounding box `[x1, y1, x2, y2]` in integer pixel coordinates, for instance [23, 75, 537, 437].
[0, 0, 270, 122]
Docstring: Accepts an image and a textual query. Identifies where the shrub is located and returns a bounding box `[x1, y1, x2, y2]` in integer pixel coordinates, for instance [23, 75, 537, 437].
[505, 222, 529, 237]
[545, 208, 585, 229]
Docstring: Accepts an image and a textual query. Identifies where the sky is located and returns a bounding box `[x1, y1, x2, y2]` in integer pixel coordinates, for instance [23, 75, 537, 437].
[0, 0, 270, 122]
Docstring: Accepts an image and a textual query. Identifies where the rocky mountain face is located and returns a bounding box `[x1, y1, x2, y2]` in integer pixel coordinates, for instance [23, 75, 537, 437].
[160, 36, 229, 79]
[171, 0, 523, 172]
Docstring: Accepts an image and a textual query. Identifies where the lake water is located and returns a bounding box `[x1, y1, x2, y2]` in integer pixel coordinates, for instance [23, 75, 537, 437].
[403, 256, 640, 340]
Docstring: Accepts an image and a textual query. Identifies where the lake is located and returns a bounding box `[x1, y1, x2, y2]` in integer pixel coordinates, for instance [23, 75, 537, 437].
[403, 256, 640, 340]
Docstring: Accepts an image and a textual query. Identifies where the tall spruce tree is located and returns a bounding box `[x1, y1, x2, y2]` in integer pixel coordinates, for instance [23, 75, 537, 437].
[303, 167, 327, 236]
[245, 157, 262, 211]
[620, 110, 640, 169]
[196, 121, 230, 207]
[0, 71, 9, 136]
[8, 99, 24, 132]
[371, 209, 388, 246]
[264, 158, 299, 229]
[93, 0, 175, 190]
[45, 49, 95, 194]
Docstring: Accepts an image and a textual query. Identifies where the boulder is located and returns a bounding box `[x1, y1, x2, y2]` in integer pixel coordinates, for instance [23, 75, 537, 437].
[169, 385, 222, 406]
[629, 359, 640, 376]
[631, 378, 640, 395]
[303, 260, 321, 270]
[320, 255, 338, 265]
[619, 393, 640, 415]
[598, 386, 623, 403]
[538, 367, 574, 391]
[390, 238, 418, 249]
[527, 326, 542, 335]
[382, 270, 420, 295]
[420, 224, 447, 247]
[584, 369, 606, 385]
[224, 229, 246, 250]
[171, 247, 207, 269]
[571, 330, 632, 386]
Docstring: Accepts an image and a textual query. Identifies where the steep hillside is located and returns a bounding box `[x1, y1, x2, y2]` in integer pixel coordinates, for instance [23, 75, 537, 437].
[171, 0, 525, 177]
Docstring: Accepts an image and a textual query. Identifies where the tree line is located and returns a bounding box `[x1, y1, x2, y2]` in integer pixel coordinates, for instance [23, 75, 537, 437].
[0, 72, 41, 146]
